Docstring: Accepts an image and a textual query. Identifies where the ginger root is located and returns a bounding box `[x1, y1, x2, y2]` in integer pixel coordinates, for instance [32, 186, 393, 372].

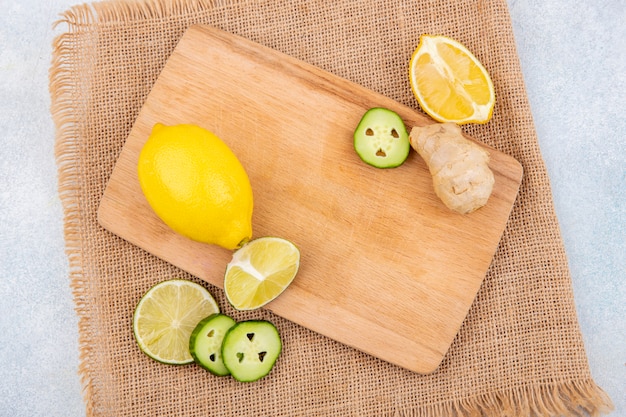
[409, 123, 494, 214]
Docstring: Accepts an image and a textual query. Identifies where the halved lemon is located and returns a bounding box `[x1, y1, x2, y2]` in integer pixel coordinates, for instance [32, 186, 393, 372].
[224, 237, 300, 310]
[409, 34, 495, 124]
[133, 279, 219, 364]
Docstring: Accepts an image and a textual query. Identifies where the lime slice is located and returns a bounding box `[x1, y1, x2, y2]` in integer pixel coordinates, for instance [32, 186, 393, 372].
[133, 279, 219, 364]
[224, 237, 300, 310]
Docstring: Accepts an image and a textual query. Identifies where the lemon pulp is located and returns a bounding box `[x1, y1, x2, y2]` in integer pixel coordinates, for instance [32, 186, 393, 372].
[409, 34, 495, 124]
[224, 237, 300, 310]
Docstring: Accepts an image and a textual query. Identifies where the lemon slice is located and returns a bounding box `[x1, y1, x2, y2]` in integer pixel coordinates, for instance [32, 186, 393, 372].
[133, 279, 219, 364]
[409, 34, 495, 124]
[224, 237, 300, 310]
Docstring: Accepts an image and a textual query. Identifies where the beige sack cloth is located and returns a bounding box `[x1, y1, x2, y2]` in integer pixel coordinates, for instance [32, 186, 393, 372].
[50, 0, 614, 416]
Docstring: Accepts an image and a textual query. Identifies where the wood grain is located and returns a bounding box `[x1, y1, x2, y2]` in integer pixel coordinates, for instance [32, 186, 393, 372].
[98, 25, 523, 374]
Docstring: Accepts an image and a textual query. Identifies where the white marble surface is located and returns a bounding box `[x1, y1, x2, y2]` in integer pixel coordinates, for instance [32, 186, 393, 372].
[0, 1, 623, 416]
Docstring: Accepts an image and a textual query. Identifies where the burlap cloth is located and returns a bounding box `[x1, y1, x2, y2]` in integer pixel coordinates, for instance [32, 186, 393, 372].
[50, 0, 615, 416]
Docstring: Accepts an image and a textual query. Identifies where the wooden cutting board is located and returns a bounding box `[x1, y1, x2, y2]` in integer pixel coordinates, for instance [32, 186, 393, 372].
[98, 25, 523, 374]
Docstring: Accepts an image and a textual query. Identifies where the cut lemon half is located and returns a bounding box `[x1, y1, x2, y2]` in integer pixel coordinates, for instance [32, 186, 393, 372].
[409, 34, 495, 124]
[133, 279, 219, 364]
[224, 237, 300, 310]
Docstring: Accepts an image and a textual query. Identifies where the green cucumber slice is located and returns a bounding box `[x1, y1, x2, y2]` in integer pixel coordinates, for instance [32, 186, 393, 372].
[221, 320, 282, 382]
[189, 314, 236, 376]
[353, 107, 410, 168]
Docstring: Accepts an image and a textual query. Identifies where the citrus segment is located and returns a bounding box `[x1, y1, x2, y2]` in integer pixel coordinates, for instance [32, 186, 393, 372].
[133, 279, 219, 364]
[224, 237, 300, 310]
[409, 35, 495, 124]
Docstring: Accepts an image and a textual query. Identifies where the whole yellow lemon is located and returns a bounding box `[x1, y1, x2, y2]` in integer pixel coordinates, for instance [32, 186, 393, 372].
[137, 123, 253, 250]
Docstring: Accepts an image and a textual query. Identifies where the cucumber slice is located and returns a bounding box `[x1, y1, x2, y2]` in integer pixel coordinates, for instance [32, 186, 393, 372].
[189, 314, 236, 376]
[353, 107, 410, 168]
[221, 320, 282, 382]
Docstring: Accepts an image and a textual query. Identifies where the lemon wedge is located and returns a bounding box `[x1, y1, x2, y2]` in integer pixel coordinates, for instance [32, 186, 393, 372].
[224, 237, 300, 310]
[409, 34, 495, 124]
